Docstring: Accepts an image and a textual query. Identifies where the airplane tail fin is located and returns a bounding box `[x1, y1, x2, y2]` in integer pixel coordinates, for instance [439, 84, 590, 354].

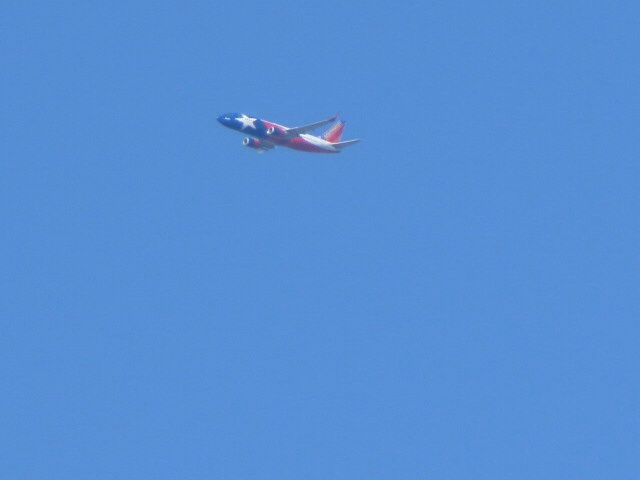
[332, 139, 360, 150]
[323, 120, 346, 143]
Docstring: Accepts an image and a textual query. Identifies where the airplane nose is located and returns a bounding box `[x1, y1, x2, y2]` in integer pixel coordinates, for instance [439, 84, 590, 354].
[217, 115, 224, 124]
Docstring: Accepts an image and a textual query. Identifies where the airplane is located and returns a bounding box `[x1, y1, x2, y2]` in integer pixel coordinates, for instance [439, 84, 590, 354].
[217, 113, 360, 154]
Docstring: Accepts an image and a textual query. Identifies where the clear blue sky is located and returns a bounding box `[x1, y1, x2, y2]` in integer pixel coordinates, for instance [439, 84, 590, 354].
[2, 1, 638, 478]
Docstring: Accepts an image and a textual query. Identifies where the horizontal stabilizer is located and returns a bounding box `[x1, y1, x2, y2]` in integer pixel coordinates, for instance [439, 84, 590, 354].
[332, 139, 360, 149]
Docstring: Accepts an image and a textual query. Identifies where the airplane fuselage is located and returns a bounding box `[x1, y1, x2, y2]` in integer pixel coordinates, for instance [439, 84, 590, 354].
[217, 113, 343, 153]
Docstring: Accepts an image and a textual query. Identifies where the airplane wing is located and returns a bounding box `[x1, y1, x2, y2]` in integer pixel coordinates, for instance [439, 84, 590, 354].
[285, 115, 338, 136]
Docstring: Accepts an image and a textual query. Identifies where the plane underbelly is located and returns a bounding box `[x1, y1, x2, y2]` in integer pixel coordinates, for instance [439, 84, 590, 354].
[285, 137, 337, 153]
[288, 134, 337, 153]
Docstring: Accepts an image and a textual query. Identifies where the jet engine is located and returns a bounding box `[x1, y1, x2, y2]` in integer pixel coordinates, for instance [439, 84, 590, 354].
[243, 137, 273, 153]
[243, 137, 263, 149]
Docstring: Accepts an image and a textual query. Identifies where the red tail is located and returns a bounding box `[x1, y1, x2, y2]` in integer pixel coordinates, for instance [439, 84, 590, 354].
[323, 121, 345, 143]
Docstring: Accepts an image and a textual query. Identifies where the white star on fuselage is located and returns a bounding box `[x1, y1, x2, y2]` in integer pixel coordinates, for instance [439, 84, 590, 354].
[236, 114, 257, 130]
